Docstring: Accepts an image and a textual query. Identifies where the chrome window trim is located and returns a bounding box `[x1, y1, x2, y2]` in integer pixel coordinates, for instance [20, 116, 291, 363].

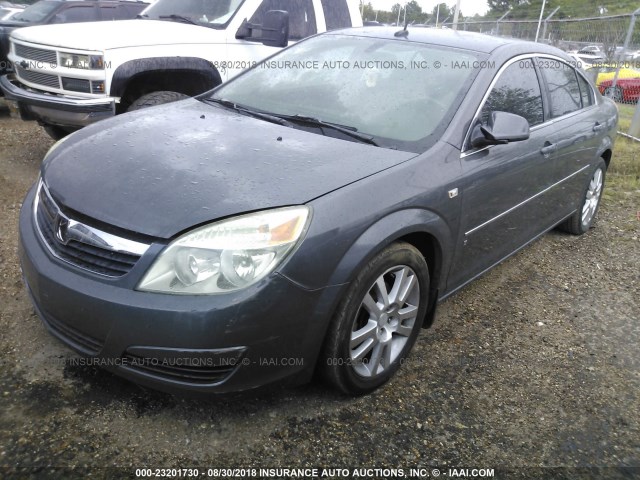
[464, 164, 590, 236]
[33, 179, 150, 271]
[461, 53, 599, 159]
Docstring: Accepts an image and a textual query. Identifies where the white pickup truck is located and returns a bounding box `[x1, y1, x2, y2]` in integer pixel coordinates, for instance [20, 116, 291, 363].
[1, 0, 362, 138]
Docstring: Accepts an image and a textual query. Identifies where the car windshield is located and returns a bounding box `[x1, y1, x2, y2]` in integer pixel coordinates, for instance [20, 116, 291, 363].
[10, 1, 58, 22]
[206, 34, 482, 152]
[142, 0, 245, 28]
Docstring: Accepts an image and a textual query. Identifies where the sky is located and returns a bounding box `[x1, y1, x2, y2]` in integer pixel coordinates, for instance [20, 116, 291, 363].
[368, 0, 489, 17]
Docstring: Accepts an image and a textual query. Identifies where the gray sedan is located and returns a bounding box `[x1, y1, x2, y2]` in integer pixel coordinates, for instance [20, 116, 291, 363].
[18, 27, 618, 395]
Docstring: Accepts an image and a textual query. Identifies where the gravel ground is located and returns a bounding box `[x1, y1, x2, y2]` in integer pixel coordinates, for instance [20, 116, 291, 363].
[0, 110, 639, 479]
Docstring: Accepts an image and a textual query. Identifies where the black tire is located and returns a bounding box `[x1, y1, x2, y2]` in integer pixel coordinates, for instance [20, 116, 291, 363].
[559, 159, 607, 235]
[320, 242, 430, 395]
[604, 86, 623, 103]
[127, 91, 189, 111]
[42, 124, 70, 141]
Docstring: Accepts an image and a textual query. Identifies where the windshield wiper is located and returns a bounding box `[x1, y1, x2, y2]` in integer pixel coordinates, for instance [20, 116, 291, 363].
[158, 14, 198, 25]
[276, 114, 379, 146]
[204, 98, 293, 127]
[204, 99, 378, 146]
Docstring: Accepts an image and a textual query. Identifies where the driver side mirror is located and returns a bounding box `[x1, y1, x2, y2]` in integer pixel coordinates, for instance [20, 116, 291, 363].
[261, 10, 289, 47]
[470, 111, 530, 149]
[235, 10, 289, 48]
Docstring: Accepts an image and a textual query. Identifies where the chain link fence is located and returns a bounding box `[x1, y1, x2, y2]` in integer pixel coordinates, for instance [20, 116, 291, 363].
[442, 12, 640, 137]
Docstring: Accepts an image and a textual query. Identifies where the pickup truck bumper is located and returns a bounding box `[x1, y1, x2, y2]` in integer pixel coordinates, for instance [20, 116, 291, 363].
[0, 74, 115, 129]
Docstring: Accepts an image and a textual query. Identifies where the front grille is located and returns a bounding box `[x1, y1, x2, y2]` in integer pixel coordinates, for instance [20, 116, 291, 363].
[14, 43, 57, 64]
[16, 65, 59, 89]
[124, 353, 237, 384]
[35, 182, 145, 277]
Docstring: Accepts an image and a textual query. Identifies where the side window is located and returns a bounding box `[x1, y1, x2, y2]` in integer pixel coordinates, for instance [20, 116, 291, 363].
[118, 4, 147, 19]
[99, 6, 118, 20]
[576, 73, 594, 108]
[53, 5, 97, 23]
[539, 61, 582, 118]
[249, 0, 317, 40]
[321, 0, 352, 30]
[480, 59, 544, 127]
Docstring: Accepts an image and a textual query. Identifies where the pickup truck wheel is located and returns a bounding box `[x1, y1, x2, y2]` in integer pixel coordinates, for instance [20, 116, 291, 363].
[127, 91, 189, 111]
[42, 124, 69, 141]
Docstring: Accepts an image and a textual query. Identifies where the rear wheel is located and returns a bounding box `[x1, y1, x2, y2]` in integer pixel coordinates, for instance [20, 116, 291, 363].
[127, 91, 189, 111]
[559, 159, 606, 235]
[320, 242, 429, 395]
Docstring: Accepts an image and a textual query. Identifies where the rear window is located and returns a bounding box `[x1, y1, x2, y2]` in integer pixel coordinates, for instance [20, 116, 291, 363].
[576, 73, 594, 108]
[539, 61, 582, 118]
[321, 0, 352, 30]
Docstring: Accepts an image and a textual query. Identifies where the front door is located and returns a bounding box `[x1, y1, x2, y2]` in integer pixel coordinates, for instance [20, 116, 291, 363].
[448, 57, 558, 291]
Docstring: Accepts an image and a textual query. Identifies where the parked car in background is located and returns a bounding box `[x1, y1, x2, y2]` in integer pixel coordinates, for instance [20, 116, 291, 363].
[0, 0, 149, 79]
[0, 2, 25, 21]
[569, 45, 605, 63]
[586, 64, 640, 103]
[18, 28, 617, 395]
[0, 0, 362, 139]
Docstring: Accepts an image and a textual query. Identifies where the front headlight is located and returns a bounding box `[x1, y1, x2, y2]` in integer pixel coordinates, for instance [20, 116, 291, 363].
[59, 52, 104, 70]
[137, 206, 310, 295]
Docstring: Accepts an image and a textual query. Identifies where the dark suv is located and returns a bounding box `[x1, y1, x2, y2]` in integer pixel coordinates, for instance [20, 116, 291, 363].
[0, 0, 149, 77]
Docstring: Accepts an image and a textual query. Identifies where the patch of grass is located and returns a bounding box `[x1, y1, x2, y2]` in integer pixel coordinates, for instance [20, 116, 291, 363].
[616, 103, 635, 132]
[608, 104, 640, 196]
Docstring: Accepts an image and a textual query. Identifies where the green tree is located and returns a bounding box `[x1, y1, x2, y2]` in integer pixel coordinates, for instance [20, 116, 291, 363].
[403, 0, 425, 24]
[432, 3, 452, 23]
[360, 1, 376, 21]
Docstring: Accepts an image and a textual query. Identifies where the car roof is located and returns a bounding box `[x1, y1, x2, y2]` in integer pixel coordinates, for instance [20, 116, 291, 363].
[44, 0, 147, 3]
[330, 26, 568, 57]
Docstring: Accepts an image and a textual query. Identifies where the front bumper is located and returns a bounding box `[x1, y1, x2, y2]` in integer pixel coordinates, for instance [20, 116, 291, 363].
[18, 185, 337, 394]
[0, 74, 115, 128]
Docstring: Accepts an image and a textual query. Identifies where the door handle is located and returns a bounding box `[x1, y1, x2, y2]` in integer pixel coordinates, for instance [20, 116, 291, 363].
[593, 123, 606, 132]
[540, 143, 557, 156]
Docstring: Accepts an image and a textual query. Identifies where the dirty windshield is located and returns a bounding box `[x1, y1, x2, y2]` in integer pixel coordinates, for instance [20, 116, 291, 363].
[142, 0, 245, 27]
[208, 34, 483, 152]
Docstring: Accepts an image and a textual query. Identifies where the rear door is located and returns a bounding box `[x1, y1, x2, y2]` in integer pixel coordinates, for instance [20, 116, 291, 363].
[536, 58, 608, 220]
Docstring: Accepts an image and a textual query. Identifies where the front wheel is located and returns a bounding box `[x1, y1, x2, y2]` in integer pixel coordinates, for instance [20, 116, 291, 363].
[320, 242, 429, 395]
[42, 124, 70, 141]
[559, 159, 606, 235]
[127, 91, 189, 111]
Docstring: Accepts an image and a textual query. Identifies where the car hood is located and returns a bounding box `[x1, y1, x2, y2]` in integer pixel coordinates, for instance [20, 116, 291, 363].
[10, 20, 225, 51]
[42, 99, 417, 239]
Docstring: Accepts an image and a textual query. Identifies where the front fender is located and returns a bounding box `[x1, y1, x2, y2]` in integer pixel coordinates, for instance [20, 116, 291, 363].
[281, 206, 453, 294]
[323, 208, 451, 291]
[110, 57, 222, 97]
